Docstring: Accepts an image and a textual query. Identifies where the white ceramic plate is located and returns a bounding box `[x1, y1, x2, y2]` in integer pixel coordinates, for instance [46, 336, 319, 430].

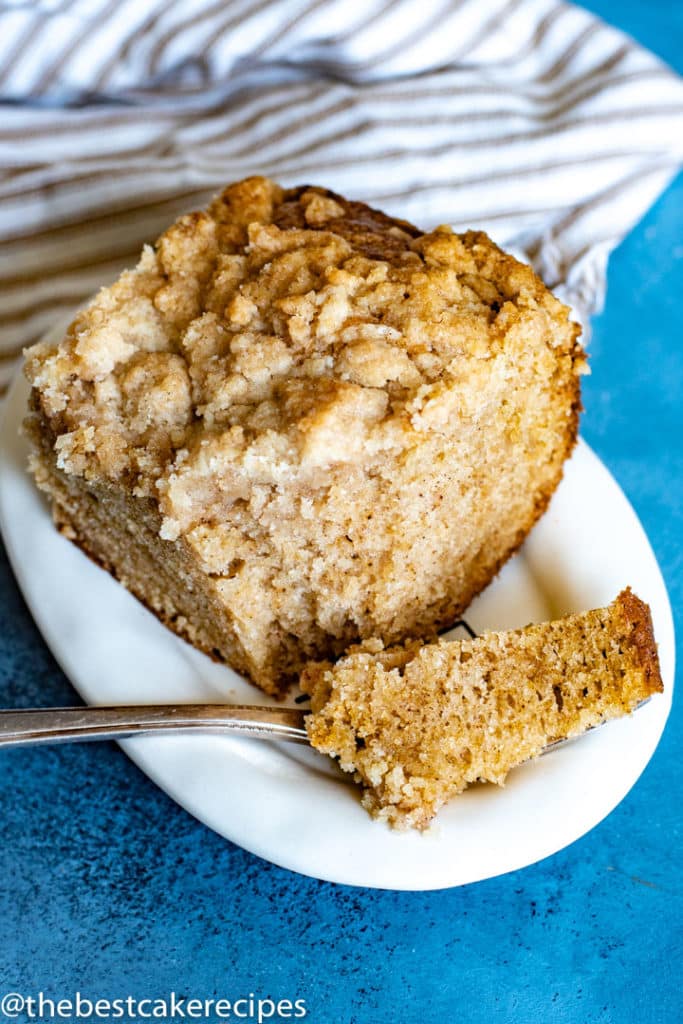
[0, 366, 674, 890]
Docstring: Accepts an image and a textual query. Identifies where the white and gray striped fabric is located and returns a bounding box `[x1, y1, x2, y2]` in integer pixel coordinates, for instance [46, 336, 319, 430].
[2, 0, 683, 392]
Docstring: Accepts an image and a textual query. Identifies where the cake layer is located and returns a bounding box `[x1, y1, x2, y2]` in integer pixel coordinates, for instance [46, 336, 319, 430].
[301, 590, 663, 829]
[27, 416, 309, 695]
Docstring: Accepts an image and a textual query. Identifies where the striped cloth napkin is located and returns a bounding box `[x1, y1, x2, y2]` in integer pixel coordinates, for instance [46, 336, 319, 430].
[2, 0, 683, 393]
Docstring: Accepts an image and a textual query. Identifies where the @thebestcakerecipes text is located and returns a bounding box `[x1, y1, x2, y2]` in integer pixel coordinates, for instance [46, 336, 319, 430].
[0, 991, 307, 1022]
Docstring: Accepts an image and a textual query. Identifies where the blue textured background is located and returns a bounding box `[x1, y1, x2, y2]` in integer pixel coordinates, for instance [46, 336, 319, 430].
[1, 3, 681, 1021]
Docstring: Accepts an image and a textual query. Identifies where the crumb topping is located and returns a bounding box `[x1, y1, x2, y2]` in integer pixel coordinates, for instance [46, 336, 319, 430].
[24, 176, 582, 547]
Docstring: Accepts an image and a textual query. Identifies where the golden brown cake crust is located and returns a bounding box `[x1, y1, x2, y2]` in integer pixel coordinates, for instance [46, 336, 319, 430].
[615, 587, 663, 693]
[24, 175, 585, 693]
[273, 184, 422, 261]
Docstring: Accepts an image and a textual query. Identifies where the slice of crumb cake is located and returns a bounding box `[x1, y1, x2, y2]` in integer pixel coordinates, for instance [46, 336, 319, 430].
[301, 590, 663, 829]
[24, 176, 584, 695]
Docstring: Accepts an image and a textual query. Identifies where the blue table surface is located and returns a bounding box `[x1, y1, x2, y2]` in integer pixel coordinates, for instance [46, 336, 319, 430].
[1, 3, 681, 1022]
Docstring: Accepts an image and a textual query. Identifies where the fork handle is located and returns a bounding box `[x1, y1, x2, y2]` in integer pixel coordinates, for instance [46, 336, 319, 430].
[0, 705, 309, 747]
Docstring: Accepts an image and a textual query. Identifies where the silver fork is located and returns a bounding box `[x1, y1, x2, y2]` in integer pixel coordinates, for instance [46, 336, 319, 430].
[0, 699, 649, 750]
[0, 705, 309, 747]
